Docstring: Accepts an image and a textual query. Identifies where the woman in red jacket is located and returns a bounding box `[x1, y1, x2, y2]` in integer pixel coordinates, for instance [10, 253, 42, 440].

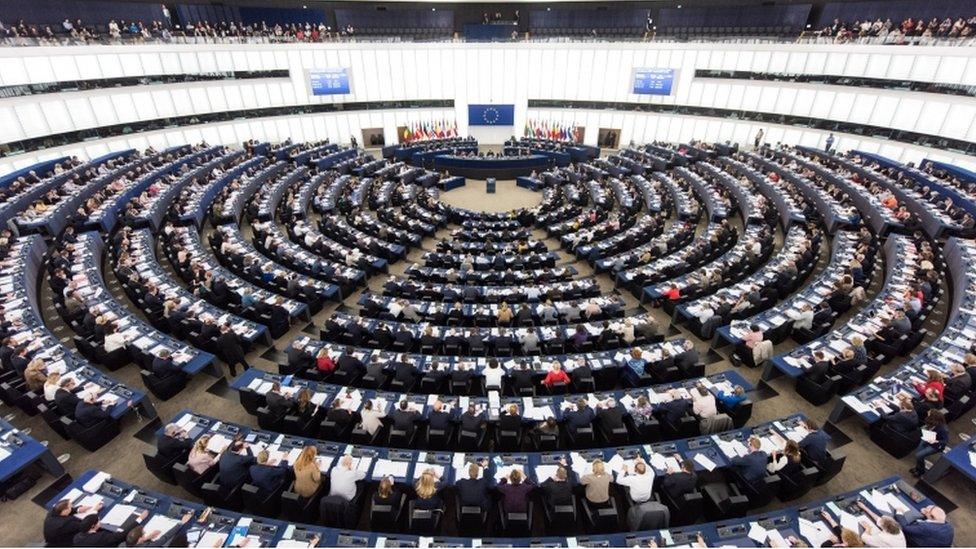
[913, 369, 945, 401]
[316, 348, 336, 375]
[542, 362, 571, 388]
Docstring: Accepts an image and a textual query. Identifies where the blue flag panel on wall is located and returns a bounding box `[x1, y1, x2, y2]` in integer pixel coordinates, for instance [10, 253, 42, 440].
[468, 104, 516, 126]
[633, 68, 676, 95]
[309, 68, 351, 95]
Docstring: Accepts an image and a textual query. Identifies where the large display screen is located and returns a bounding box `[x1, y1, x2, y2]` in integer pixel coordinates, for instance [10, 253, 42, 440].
[633, 68, 676, 95]
[309, 68, 351, 95]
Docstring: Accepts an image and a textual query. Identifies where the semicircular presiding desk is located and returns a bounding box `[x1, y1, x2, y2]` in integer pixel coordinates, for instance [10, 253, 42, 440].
[432, 154, 553, 179]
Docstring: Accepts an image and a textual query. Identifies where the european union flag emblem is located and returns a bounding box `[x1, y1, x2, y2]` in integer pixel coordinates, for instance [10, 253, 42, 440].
[468, 104, 515, 126]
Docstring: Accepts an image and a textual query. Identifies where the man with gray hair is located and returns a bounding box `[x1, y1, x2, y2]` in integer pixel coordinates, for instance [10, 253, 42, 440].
[157, 422, 192, 462]
[328, 453, 367, 502]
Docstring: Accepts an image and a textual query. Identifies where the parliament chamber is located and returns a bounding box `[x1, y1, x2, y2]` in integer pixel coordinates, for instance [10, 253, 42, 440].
[1, 0, 976, 547]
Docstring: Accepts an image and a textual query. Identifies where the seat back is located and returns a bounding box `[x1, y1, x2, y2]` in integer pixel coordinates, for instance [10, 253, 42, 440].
[571, 426, 595, 447]
[369, 494, 402, 531]
[795, 375, 836, 405]
[779, 467, 818, 501]
[457, 505, 485, 534]
[143, 451, 180, 485]
[408, 503, 440, 533]
[497, 429, 520, 450]
[255, 407, 283, 431]
[241, 483, 282, 516]
[172, 462, 214, 498]
[238, 387, 263, 414]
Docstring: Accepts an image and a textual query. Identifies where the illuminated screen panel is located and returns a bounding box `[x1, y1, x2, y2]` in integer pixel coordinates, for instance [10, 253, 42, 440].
[633, 68, 676, 95]
[308, 68, 351, 96]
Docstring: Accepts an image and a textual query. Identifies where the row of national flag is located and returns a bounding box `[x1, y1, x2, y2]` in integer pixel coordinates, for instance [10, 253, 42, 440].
[524, 119, 579, 142]
[402, 120, 458, 142]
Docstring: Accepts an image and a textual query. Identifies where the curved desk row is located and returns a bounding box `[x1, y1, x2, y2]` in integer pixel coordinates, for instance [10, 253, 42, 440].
[433, 155, 553, 179]
[48, 470, 929, 547]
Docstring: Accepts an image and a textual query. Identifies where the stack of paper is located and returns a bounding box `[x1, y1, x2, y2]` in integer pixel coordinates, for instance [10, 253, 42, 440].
[101, 504, 138, 527]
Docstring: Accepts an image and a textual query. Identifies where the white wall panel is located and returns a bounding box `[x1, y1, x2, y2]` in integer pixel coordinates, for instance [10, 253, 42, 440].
[97, 54, 124, 79]
[943, 104, 976, 141]
[15, 103, 49, 137]
[0, 57, 29, 86]
[49, 56, 81, 82]
[0, 42, 972, 169]
[26, 57, 56, 84]
[0, 108, 24, 142]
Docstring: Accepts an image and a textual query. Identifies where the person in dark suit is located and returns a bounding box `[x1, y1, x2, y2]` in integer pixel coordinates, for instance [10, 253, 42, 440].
[451, 362, 474, 390]
[373, 323, 393, 349]
[829, 348, 859, 382]
[44, 498, 94, 546]
[729, 436, 768, 485]
[391, 355, 416, 386]
[218, 437, 255, 487]
[661, 458, 698, 504]
[75, 393, 112, 428]
[143, 286, 163, 313]
[419, 327, 440, 352]
[151, 349, 182, 379]
[9, 347, 29, 375]
[389, 399, 420, 437]
[511, 361, 535, 394]
[286, 340, 313, 373]
[945, 363, 972, 402]
[217, 324, 249, 376]
[73, 511, 146, 547]
[657, 390, 692, 425]
[336, 348, 365, 381]
[422, 361, 448, 391]
[674, 340, 700, 371]
[157, 423, 192, 461]
[211, 277, 232, 305]
[249, 450, 288, 493]
[498, 403, 523, 433]
[362, 356, 388, 388]
[798, 419, 831, 463]
[454, 460, 495, 511]
[326, 396, 356, 431]
[199, 318, 220, 342]
[54, 378, 81, 417]
[270, 297, 290, 330]
[876, 395, 919, 434]
[596, 398, 625, 431]
[265, 382, 293, 417]
[564, 399, 595, 436]
[540, 462, 576, 508]
[459, 404, 485, 433]
[421, 398, 448, 430]
[803, 350, 831, 384]
[443, 329, 466, 351]
[393, 325, 414, 350]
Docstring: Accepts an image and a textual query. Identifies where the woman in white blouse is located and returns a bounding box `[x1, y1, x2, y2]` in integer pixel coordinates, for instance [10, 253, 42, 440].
[43, 372, 61, 402]
[187, 435, 216, 474]
[484, 359, 505, 392]
[358, 399, 387, 436]
[691, 385, 717, 419]
[617, 319, 636, 345]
